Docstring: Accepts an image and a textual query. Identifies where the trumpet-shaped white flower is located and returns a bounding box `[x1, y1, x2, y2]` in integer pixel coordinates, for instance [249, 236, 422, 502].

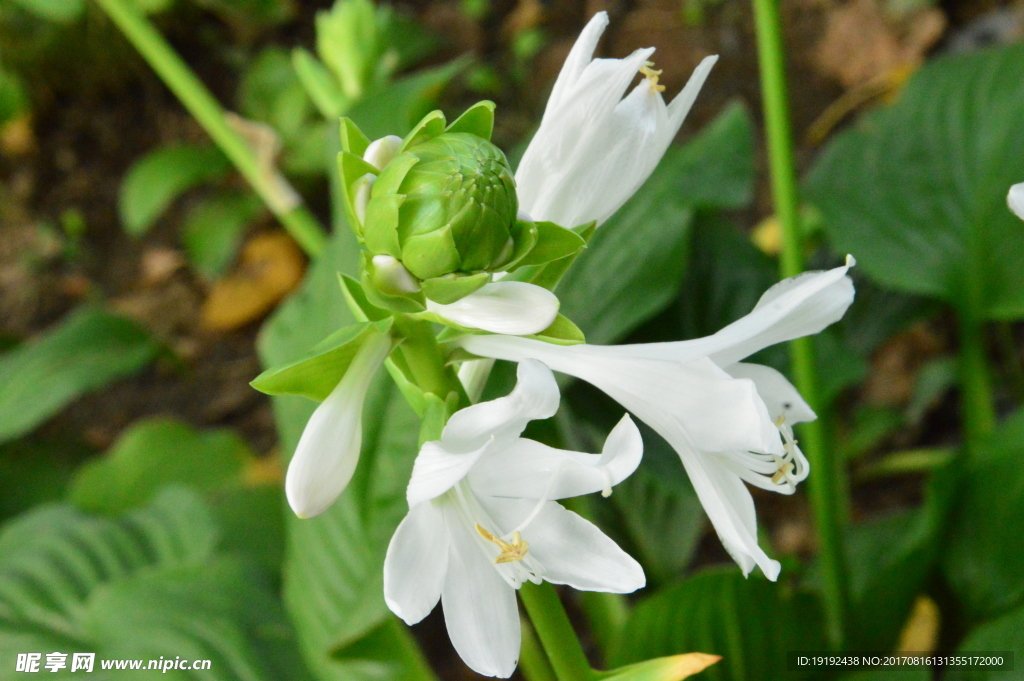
[1009, 182, 1024, 220]
[426, 281, 560, 335]
[384, 360, 645, 678]
[515, 12, 717, 228]
[459, 259, 856, 580]
[285, 332, 391, 519]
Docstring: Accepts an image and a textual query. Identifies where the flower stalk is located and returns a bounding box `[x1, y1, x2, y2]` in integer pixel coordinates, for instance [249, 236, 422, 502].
[93, 0, 328, 257]
[750, 0, 848, 648]
[519, 582, 593, 681]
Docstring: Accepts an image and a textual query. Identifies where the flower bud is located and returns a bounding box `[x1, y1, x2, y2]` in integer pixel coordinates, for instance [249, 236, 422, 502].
[363, 131, 520, 281]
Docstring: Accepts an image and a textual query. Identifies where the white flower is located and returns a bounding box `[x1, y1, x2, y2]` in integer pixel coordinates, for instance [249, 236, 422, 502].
[458, 259, 856, 580]
[384, 360, 645, 678]
[285, 331, 391, 519]
[1009, 182, 1024, 220]
[515, 11, 718, 228]
[426, 281, 560, 335]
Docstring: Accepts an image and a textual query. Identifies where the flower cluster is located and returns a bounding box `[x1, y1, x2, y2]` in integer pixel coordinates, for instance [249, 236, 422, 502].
[253, 11, 856, 679]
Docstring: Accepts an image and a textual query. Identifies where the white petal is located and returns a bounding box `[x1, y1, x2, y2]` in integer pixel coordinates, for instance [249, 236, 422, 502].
[578, 262, 855, 368]
[285, 333, 390, 519]
[458, 357, 496, 403]
[481, 497, 645, 593]
[469, 414, 642, 500]
[703, 263, 855, 367]
[384, 501, 450, 624]
[679, 448, 781, 581]
[406, 439, 491, 507]
[427, 282, 559, 335]
[441, 505, 521, 678]
[545, 12, 609, 112]
[667, 55, 718, 132]
[1009, 182, 1024, 220]
[459, 336, 783, 456]
[442, 359, 559, 453]
[726, 363, 816, 424]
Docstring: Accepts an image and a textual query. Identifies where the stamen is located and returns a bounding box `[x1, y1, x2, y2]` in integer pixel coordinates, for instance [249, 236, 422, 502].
[771, 461, 794, 484]
[640, 63, 666, 93]
[476, 524, 529, 563]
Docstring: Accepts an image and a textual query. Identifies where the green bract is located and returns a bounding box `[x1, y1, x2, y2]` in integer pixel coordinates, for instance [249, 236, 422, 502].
[338, 102, 586, 312]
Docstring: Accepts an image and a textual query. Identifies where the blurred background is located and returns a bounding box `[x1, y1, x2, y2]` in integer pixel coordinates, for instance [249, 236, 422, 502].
[1, 0, 1024, 679]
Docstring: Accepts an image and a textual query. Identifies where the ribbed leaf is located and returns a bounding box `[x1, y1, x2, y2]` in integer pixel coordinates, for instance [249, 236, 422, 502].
[0, 307, 160, 445]
[806, 43, 1024, 318]
[609, 567, 825, 681]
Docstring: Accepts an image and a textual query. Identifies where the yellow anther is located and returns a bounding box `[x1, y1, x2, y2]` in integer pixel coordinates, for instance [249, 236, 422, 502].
[772, 461, 794, 484]
[476, 524, 529, 563]
[639, 64, 666, 93]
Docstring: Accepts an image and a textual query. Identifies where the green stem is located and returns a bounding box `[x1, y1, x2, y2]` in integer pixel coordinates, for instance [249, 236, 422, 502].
[958, 313, 996, 449]
[519, 583, 593, 681]
[393, 317, 467, 402]
[93, 0, 328, 257]
[520, 618, 559, 681]
[750, 0, 848, 649]
[576, 592, 627, 663]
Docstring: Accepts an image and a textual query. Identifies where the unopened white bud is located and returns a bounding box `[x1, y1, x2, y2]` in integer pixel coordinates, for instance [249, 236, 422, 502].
[353, 173, 375, 226]
[363, 135, 404, 171]
[372, 255, 421, 294]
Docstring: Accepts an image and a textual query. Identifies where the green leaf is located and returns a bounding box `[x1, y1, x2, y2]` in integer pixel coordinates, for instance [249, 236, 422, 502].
[8, 0, 83, 22]
[531, 313, 586, 346]
[251, 319, 393, 401]
[842, 465, 956, 650]
[119, 144, 232, 236]
[420, 271, 490, 304]
[943, 408, 1024, 622]
[609, 567, 826, 681]
[945, 604, 1024, 681]
[67, 418, 252, 515]
[0, 489, 310, 681]
[182, 191, 263, 278]
[556, 101, 755, 345]
[805, 43, 1024, 318]
[257, 229, 431, 679]
[0, 307, 160, 445]
[0, 66, 28, 126]
[346, 57, 470, 140]
[516, 221, 587, 267]
[293, 47, 347, 119]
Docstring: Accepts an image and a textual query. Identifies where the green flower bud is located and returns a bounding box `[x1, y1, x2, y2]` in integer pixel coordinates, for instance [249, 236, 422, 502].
[364, 131, 520, 281]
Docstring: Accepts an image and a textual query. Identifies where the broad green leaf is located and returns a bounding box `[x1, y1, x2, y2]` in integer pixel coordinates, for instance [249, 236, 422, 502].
[67, 418, 253, 515]
[557, 101, 755, 345]
[842, 465, 955, 650]
[516, 221, 587, 267]
[945, 604, 1024, 681]
[239, 47, 316, 142]
[805, 43, 1024, 318]
[8, 0, 83, 22]
[182, 191, 263, 278]
[257, 229, 430, 679]
[0, 489, 310, 681]
[0, 306, 160, 445]
[609, 567, 826, 681]
[119, 144, 231, 236]
[346, 57, 470, 140]
[942, 409, 1024, 622]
